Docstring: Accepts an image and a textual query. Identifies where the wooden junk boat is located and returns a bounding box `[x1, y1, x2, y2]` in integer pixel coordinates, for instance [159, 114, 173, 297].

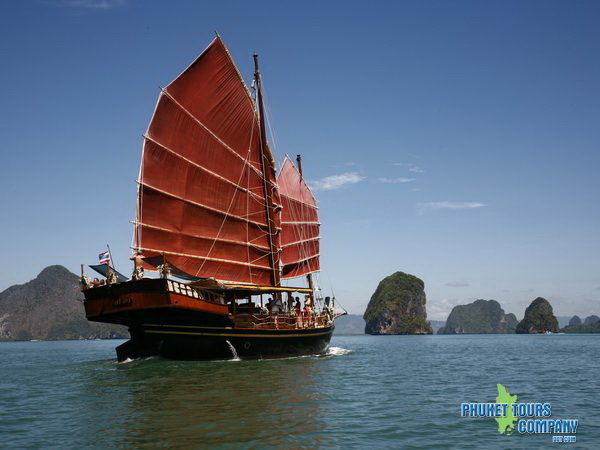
[82, 35, 344, 361]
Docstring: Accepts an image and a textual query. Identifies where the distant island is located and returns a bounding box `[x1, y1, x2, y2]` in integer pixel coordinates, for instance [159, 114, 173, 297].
[363, 272, 432, 335]
[0, 265, 128, 341]
[333, 315, 366, 335]
[562, 315, 600, 333]
[437, 299, 517, 334]
[516, 297, 559, 334]
[434, 296, 599, 335]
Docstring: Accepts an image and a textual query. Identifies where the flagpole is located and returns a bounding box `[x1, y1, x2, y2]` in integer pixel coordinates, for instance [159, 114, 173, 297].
[107, 244, 116, 271]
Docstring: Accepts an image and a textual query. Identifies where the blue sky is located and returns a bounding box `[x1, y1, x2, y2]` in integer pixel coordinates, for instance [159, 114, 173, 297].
[1, 0, 599, 319]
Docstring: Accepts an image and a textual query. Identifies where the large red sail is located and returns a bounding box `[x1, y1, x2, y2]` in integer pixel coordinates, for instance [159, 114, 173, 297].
[277, 156, 320, 278]
[135, 37, 281, 285]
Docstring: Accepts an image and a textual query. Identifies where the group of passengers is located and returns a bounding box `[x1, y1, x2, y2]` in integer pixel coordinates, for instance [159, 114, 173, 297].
[80, 276, 111, 289]
[263, 293, 329, 328]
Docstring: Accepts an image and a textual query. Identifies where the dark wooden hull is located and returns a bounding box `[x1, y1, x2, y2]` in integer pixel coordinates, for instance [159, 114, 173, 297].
[118, 324, 333, 361]
[83, 279, 333, 361]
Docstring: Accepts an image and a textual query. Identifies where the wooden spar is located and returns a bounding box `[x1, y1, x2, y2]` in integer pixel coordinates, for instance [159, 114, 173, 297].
[253, 53, 281, 288]
[296, 153, 303, 175]
[107, 244, 116, 272]
[205, 284, 313, 294]
[296, 154, 315, 303]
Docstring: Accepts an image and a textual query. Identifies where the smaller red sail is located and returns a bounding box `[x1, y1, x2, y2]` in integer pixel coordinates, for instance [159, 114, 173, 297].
[277, 156, 320, 278]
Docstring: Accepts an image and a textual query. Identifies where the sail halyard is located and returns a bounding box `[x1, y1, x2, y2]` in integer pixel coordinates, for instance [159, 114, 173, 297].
[134, 36, 282, 286]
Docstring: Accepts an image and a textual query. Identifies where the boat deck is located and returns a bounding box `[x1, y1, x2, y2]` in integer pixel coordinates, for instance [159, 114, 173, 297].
[83, 277, 336, 331]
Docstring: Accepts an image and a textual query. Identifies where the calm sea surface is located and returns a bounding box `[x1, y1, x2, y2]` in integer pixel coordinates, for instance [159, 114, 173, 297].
[1, 335, 598, 448]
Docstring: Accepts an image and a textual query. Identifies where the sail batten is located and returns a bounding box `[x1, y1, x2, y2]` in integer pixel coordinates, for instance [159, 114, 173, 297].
[137, 222, 270, 251]
[281, 237, 320, 248]
[137, 247, 272, 269]
[279, 193, 320, 210]
[136, 36, 280, 285]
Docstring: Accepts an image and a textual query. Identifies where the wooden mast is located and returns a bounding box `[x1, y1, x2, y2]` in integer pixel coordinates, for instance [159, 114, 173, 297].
[296, 154, 315, 301]
[253, 53, 281, 288]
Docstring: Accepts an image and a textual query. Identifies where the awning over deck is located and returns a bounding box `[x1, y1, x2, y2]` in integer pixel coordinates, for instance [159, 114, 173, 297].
[189, 279, 312, 295]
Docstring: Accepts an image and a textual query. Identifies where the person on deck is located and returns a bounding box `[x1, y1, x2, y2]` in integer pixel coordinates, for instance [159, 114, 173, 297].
[303, 296, 313, 327]
[106, 267, 117, 285]
[294, 298, 302, 328]
[130, 250, 144, 280]
[158, 262, 171, 279]
[272, 296, 283, 329]
[272, 297, 282, 314]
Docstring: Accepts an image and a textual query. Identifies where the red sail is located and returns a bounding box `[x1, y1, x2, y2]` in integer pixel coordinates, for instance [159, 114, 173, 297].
[135, 37, 281, 285]
[277, 156, 320, 278]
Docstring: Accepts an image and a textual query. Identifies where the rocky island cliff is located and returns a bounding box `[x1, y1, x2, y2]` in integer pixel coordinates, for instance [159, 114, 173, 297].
[515, 297, 559, 334]
[437, 299, 517, 334]
[0, 265, 128, 341]
[363, 272, 432, 335]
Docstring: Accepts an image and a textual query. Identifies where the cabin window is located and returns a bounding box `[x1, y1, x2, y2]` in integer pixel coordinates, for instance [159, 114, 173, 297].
[173, 283, 180, 294]
[167, 281, 174, 292]
[192, 290, 199, 299]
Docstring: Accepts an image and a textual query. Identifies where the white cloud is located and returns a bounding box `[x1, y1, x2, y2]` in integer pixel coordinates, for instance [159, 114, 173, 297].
[418, 201, 487, 214]
[310, 172, 365, 191]
[394, 163, 424, 173]
[428, 298, 462, 320]
[445, 281, 470, 288]
[55, 0, 126, 8]
[378, 177, 416, 184]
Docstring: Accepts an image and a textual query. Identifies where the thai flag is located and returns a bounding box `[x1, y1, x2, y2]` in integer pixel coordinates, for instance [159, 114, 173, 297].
[98, 251, 110, 264]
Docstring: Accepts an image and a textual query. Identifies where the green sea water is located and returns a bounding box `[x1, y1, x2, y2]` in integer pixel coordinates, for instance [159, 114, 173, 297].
[1, 335, 598, 448]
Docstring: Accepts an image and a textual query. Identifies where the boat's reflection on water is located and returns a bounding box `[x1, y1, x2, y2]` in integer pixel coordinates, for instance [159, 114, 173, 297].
[98, 355, 332, 447]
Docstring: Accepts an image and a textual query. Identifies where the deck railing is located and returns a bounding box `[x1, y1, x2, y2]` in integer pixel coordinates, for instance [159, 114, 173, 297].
[232, 312, 333, 330]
